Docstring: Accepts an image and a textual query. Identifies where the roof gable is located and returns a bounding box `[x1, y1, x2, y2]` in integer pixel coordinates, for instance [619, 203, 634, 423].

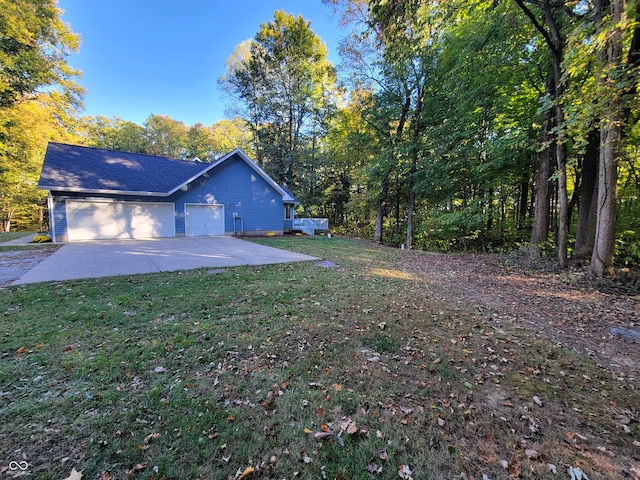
[182, 149, 298, 203]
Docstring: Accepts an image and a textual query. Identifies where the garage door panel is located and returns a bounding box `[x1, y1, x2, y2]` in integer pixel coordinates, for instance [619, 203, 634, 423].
[185, 204, 224, 236]
[67, 201, 175, 241]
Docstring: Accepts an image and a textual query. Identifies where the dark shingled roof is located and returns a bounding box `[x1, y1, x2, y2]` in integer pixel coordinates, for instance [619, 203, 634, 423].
[38, 143, 210, 196]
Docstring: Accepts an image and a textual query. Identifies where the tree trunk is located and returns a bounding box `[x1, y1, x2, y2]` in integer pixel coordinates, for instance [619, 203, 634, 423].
[518, 172, 529, 231]
[551, 58, 569, 268]
[516, 0, 568, 267]
[590, 0, 624, 278]
[375, 89, 411, 244]
[375, 175, 389, 243]
[406, 81, 425, 250]
[530, 105, 553, 246]
[574, 130, 599, 258]
[590, 122, 620, 276]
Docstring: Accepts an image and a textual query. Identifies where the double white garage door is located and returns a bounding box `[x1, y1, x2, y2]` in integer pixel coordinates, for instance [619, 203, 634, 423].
[66, 201, 224, 241]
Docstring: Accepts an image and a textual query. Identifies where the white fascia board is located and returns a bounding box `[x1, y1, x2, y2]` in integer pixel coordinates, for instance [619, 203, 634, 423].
[40, 186, 170, 197]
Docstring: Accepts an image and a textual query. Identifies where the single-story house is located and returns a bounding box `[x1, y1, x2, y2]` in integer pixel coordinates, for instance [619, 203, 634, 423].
[38, 143, 299, 242]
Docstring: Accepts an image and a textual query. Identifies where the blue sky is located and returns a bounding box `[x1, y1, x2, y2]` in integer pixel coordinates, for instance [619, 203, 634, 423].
[58, 1, 343, 126]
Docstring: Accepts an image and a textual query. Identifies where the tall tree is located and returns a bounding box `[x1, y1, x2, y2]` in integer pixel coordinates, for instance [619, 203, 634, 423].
[209, 118, 255, 159]
[513, 0, 573, 267]
[0, 0, 83, 231]
[0, 0, 82, 107]
[0, 92, 80, 231]
[143, 114, 188, 158]
[220, 10, 337, 186]
[589, 0, 638, 276]
[80, 116, 148, 153]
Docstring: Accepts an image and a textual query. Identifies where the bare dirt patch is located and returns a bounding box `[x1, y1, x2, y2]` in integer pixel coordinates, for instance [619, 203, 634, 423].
[398, 251, 640, 382]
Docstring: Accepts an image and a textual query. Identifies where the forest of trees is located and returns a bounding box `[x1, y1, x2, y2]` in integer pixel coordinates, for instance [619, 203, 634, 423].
[1, 0, 640, 277]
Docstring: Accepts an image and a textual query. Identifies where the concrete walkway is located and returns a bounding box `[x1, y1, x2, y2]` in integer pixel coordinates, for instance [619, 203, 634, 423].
[1, 233, 38, 245]
[12, 236, 317, 285]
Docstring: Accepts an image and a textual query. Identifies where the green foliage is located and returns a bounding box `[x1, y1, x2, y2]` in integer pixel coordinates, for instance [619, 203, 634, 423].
[615, 230, 640, 268]
[0, 0, 82, 232]
[0, 93, 81, 232]
[78, 115, 254, 162]
[219, 10, 338, 189]
[0, 0, 82, 108]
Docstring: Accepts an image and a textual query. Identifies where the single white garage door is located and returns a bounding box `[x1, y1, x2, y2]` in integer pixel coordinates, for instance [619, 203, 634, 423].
[66, 201, 175, 241]
[185, 204, 224, 236]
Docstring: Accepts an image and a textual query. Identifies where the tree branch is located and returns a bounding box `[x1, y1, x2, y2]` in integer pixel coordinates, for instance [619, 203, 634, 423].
[513, 0, 559, 56]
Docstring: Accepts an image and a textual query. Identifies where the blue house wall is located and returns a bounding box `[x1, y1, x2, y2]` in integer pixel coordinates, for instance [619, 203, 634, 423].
[170, 154, 285, 235]
[49, 152, 286, 241]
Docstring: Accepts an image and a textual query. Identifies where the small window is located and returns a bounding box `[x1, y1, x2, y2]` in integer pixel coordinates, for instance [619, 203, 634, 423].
[285, 204, 292, 220]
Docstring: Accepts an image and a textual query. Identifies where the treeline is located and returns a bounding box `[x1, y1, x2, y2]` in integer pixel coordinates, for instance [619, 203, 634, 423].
[2, 0, 639, 276]
[218, 2, 640, 275]
[78, 115, 254, 162]
[317, 0, 640, 276]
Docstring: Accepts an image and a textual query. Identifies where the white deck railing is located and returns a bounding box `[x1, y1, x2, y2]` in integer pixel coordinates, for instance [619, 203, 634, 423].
[293, 218, 328, 236]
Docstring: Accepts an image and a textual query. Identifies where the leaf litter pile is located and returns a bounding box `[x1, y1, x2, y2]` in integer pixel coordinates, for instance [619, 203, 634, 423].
[0, 237, 638, 479]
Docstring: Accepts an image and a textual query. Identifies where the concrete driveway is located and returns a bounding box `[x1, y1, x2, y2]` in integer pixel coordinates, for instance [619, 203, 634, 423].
[12, 236, 318, 285]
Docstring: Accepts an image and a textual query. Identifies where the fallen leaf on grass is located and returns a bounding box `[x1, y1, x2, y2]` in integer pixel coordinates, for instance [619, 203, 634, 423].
[400, 406, 413, 415]
[62, 468, 83, 480]
[524, 449, 539, 459]
[569, 466, 590, 480]
[302, 451, 313, 463]
[143, 432, 161, 444]
[16, 347, 27, 354]
[126, 463, 148, 476]
[597, 446, 616, 457]
[314, 431, 332, 440]
[398, 464, 413, 479]
[533, 396, 543, 406]
[235, 465, 254, 479]
[153, 366, 167, 373]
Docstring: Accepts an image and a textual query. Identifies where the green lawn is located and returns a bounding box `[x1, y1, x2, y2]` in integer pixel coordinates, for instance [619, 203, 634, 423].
[0, 231, 36, 243]
[0, 237, 636, 479]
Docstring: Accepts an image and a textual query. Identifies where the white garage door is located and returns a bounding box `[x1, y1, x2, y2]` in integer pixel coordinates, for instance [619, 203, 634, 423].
[185, 204, 225, 236]
[66, 201, 175, 241]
